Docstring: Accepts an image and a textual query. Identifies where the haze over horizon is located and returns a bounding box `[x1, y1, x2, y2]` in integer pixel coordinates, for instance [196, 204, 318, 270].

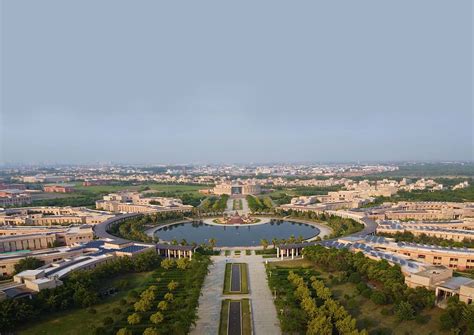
[1, 0, 473, 165]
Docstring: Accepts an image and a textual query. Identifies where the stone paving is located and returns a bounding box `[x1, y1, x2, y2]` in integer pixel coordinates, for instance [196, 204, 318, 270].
[190, 252, 281, 335]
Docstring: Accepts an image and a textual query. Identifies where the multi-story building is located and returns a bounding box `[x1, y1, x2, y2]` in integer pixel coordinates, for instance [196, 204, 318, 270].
[43, 184, 75, 193]
[0, 225, 94, 253]
[213, 181, 261, 195]
[95, 191, 193, 214]
[0, 207, 114, 226]
[0, 190, 32, 207]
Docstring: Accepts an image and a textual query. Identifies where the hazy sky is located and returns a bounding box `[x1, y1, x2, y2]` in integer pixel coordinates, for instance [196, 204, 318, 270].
[1, 1, 472, 164]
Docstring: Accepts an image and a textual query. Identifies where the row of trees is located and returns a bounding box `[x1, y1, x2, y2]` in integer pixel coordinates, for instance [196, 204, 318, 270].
[108, 212, 188, 242]
[198, 195, 229, 213]
[0, 251, 162, 333]
[288, 271, 367, 335]
[275, 209, 364, 238]
[246, 195, 273, 213]
[303, 246, 435, 320]
[110, 253, 211, 335]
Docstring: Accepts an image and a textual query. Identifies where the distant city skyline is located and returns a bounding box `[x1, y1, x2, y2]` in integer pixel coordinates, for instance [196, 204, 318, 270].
[1, 0, 473, 164]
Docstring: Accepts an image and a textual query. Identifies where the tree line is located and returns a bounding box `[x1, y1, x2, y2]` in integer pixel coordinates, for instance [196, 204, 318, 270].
[275, 209, 364, 238]
[246, 195, 273, 213]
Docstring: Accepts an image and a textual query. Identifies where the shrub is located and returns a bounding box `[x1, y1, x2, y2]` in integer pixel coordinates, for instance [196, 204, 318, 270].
[88, 308, 97, 314]
[395, 301, 415, 321]
[113, 307, 122, 314]
[348, 272, 361, 283]
[128, 312, 141, 325]
[371, 291, 387, 305]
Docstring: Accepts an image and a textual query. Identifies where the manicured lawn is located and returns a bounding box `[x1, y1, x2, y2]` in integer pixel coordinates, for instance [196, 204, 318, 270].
[223, 263, 249, 294]
[218, 299, 252, 335]
[19, 271, 154, 335]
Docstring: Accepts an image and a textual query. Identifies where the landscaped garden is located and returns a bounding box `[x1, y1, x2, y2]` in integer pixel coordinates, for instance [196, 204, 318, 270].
[266, 249, 460, 334]
[12, 252, 211, 335]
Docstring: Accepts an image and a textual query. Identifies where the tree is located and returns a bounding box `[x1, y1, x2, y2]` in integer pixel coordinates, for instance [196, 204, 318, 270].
[164, 292, 174, 302]
[143, 327, 160, 335]
[150, 311, 164, 324]
[209, 238, 217, 248]
[370, 291, 387, 305]
[307, 314, 333, 335]
[128, 312, 141, 325]
[176, 258, 190, 270]
[14, 257, 45, 274]
[134, 298, 153, 312]
[395, 301, 415, 321]
[161, 259, 175, 270]
[260, 239, 269, 250]
[157, 301, 168, 311]
[167, 280, 179, 291]
[116, 328, 133, 335]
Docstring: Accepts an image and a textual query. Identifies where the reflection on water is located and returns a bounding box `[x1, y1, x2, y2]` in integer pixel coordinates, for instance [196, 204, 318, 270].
[155, 220, 319, 247]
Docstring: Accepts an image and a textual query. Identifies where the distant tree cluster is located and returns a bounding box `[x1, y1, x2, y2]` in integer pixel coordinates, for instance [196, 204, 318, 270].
[246, 195, 273, 213]
[198, 194, 229, 214]
[275, 209, 364, 238]
[108, 212, 187, 242]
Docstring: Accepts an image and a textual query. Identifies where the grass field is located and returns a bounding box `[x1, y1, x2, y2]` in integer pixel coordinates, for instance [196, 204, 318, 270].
[218, 299, 252, 335]
[267, 259, 450, 335]
[19, 271, 154, 335]
[223, 263, 249, 294]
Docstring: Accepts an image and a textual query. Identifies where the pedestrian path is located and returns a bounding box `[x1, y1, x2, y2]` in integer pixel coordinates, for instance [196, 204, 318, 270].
[190, 254, 281, 335]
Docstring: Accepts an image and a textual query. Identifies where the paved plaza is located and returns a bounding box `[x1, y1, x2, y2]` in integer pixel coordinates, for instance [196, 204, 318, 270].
[190, 253, 281, 335]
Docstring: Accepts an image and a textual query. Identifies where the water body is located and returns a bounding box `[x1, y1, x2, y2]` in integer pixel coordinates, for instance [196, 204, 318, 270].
[154, 220, 319, 247]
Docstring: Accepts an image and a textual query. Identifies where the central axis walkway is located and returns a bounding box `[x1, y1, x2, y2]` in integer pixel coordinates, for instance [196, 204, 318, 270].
[190, 253, 281, 335]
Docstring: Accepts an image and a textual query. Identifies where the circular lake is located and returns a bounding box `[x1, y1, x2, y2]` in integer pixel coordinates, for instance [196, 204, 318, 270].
[154, 220, 319, 247]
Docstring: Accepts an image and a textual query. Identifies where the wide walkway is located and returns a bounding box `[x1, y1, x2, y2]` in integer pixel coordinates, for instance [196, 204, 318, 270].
[190, 253, 281, 335]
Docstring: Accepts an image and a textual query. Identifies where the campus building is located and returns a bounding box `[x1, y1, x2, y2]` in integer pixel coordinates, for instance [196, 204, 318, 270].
[377, 220, 474, 242]
[0, 225, 94, 253]
[43, 184, 75, 193]
[95, 191, 193, 214]
[0, 207, 114, 226]
[213, 181, 261, 196]
[0, 190, 32, 207]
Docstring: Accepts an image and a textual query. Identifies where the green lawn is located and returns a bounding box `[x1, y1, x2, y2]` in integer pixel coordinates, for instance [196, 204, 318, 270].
[19, 271, 153, 335]
[218, 299, 252, 335]
[223, 263, 249, 294]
